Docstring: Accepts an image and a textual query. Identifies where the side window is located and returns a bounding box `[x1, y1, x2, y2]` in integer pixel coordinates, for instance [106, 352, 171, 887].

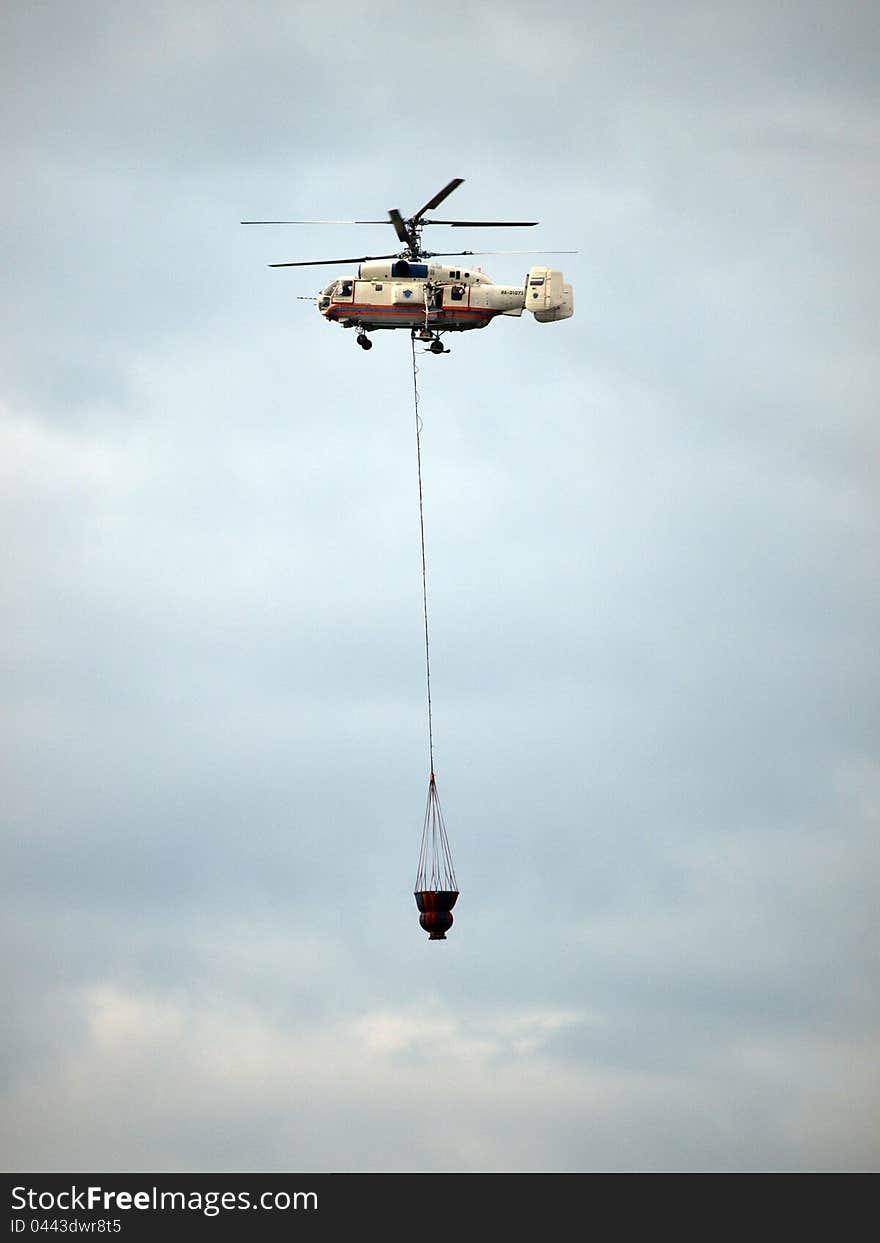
[450, 285, 464, 302]
[340, 280, 353, 297]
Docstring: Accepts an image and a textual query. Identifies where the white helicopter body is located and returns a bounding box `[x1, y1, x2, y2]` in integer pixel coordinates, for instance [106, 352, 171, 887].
[318, 259, 573, 335]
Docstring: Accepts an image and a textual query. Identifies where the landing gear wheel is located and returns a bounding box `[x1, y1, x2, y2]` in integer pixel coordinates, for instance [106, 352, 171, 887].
[357, 334, 373, 350]
[429, 339, 446, 355]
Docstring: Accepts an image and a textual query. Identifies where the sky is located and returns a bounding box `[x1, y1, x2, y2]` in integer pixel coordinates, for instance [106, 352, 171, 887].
[2, 0, 878, 1172]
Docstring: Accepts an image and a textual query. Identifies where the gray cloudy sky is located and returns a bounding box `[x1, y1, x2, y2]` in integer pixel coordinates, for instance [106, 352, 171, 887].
[2, 0, 878, 1171]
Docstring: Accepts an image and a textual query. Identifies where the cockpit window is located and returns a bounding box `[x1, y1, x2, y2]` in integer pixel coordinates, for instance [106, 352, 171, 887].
[322, 283, 337, 297]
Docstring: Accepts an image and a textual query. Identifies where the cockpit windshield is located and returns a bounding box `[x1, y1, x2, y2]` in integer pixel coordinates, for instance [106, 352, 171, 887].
[321, 282, 337, 297]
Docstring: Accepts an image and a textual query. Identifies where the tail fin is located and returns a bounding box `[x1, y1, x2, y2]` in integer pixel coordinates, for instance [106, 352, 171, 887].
[525, 267, 573, 322]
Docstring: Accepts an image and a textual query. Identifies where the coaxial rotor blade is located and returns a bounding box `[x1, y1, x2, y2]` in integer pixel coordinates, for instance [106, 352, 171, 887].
[387, 208, 410, 244]
[424, 219, 539, 227]
[268, 253, 401, 268]
[242, 219, 368, 225]
[243, 219, 401, 226]
[423, 249, 578, 258]
[412, 177, 465, 222]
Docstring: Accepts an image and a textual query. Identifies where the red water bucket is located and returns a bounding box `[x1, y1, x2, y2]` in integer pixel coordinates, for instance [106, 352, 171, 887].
[414, 890, 459, 940]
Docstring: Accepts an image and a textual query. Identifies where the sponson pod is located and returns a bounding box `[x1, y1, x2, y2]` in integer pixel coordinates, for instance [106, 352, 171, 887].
[414, 890, 459, 940]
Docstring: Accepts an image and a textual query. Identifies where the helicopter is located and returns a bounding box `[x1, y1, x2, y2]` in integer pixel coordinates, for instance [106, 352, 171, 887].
[242, 178, 574, 353]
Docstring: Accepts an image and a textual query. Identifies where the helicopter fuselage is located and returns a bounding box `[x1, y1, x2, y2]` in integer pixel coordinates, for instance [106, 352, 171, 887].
[317, 259, 572, 335]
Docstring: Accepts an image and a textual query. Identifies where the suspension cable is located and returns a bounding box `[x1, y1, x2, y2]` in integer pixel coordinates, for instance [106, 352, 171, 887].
[410, 333, 434, 778]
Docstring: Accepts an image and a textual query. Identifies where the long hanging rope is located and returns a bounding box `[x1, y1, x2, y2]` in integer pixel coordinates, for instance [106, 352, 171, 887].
[410, 333, 434, 777]
[410, 334, 458, 895]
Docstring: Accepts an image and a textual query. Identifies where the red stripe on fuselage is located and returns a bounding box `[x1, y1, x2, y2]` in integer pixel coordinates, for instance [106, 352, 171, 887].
[325, 302, 497, 320]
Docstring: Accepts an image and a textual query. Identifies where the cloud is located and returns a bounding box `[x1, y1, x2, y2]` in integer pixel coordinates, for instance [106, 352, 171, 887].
[5, 972, 877, 1171]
